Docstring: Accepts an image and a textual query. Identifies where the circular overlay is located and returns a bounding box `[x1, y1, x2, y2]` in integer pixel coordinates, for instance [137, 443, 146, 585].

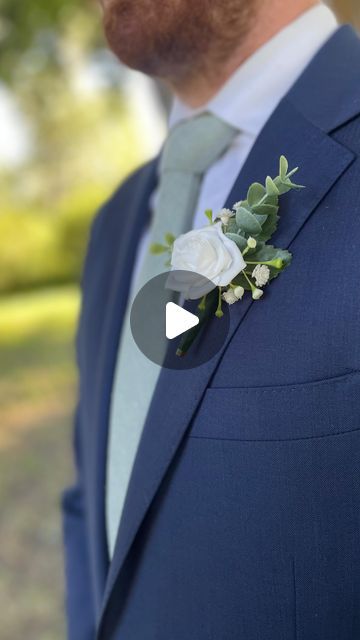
[130, 270, 230, 370]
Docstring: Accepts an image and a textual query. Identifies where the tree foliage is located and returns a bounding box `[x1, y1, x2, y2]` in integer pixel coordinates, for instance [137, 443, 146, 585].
[0, 0, 102, 86]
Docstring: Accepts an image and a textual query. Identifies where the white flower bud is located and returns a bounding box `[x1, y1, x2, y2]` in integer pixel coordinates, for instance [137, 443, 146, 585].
[252, 287, 264, 300]
[234, 286, 245, 300]
[252, 264, 270, 287]
[222, 289, 239, 305]
[218, 208, 234, 226]
[247, 236, 257, 249]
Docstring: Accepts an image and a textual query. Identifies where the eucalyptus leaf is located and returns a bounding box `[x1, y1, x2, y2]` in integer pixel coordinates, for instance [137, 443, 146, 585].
[265, 194, 279, 207]
[247, 182, 266, 207]
[257, 214, 279, 242]
[226, 219, 238, 234]
[225, 232, 248, 251]
[252, 203, 279, 216]
[277, 177, 304, 194]
[235, 207, 262, 235]
[287, 167, 299, 178]
[279, 155, 288, 178]
[248, 244, 292, 266]
[253, 213, 268, 227]
[286, 178, 305, 190]
[265, 176, 280, 196]
[274, 179, 292, 195]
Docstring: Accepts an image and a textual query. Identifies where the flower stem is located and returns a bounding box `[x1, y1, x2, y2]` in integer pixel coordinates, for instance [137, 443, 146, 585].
[215, 287, 224, 318]
[246, 258, 283, 268]
[176, 287, 218, 356]
[198, 295, 207, 311]
[242, 270, 256, 290]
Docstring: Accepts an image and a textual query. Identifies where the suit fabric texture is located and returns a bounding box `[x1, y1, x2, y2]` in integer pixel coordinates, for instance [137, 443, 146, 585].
[62, 26, 360, 640]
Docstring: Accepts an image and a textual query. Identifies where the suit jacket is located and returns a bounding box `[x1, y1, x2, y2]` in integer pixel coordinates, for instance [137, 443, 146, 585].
[62, 26, 360, 640]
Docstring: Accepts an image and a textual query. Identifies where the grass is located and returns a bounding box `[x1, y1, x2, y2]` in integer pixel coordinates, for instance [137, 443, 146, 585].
[0, 286, 79, 444]
[0, 285, 80, 639]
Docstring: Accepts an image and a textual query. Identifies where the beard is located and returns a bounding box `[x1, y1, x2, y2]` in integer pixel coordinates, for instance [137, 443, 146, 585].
[103, 0, 259, 84]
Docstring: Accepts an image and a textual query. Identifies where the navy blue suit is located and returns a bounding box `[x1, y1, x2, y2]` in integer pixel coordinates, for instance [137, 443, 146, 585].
[62, 26, 360, 640]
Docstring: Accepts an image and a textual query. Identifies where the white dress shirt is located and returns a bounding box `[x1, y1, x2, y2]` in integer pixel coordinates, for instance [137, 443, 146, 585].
[131, 3, 337, 289]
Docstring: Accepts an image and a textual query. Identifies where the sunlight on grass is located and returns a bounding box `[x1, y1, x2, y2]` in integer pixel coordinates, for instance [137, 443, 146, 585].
[0, 286, 80, 447]
[0, 285, 80, 346]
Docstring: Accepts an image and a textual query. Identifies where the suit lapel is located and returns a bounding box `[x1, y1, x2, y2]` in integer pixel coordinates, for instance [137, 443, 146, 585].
[90, 160, 157, 596]
[98, 91, 354, 629]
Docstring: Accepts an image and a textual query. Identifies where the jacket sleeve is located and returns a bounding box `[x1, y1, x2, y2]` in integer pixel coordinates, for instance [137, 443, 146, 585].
[61, 408, 97, 640]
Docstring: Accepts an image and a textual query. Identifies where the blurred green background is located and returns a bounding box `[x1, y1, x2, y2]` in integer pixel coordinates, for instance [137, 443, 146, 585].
[0, 1, 358, 639]
[0, 1, 166, 638]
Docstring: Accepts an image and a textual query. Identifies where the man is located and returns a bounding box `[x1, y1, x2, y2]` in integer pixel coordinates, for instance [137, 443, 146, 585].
[62, 0, 360, 638]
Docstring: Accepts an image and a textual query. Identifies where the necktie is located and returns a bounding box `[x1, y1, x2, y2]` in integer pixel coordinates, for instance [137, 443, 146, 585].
[106, 112, 238, 556]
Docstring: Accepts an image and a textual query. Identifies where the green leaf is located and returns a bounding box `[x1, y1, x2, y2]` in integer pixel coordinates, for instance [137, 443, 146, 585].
[265, 176, 280, 196]
[232, 272, 252, 291]
[247, 244, 279, 262]
[149, 243, 168, 255]
[279, 155, 288, 178]
[286, 178, 305, 190]
[165, 232, 175, 246]
[247, 245, 292, 280]
[235, 207, 262, 235]
[226, 218, 238, 234]
[274, 178, 291, 195]
[253, 213, 268, 227]
[205, 209, 213, 224]
[287, 167, 299, 178]
[225, 232, 248, 251]
[257, 214, 279, 242]
[247, 182, 266, 207]
[265, 194, 279, 206]
[252, 203, 279, 217]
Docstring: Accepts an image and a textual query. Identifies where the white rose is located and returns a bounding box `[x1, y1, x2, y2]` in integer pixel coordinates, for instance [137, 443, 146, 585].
[169, 222, 246, 299]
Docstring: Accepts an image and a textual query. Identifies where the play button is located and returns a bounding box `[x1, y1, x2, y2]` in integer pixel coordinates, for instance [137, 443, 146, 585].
[130, 270, 230, 370]
[165, 302, 199, 339]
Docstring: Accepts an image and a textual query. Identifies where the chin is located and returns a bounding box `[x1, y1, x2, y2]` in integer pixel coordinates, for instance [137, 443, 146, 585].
[102, 0, 203, 78]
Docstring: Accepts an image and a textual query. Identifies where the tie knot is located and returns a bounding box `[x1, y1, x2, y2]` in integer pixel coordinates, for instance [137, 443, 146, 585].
[160, 112, 238, 176]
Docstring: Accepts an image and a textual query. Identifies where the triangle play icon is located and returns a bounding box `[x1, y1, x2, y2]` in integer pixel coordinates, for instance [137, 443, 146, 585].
[165, 302, 199, 340]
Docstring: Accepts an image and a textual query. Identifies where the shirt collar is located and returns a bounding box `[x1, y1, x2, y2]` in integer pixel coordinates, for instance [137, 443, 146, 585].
[169, 3, 338, 136]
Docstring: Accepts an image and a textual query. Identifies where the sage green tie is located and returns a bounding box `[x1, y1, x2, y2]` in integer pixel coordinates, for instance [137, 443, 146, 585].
[106, 112, 238, 557]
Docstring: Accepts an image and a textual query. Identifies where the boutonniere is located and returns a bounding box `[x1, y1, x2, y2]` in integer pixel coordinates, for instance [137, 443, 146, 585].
[151, 156, 304, 356]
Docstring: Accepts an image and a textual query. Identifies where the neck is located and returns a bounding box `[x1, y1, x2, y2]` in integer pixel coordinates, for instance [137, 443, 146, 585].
[170, 0, 318, 108]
